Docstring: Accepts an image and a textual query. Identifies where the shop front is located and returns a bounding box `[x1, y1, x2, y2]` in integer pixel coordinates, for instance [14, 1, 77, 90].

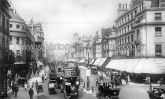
[14, 62, 28, 77]
[0, 65, 8, 97]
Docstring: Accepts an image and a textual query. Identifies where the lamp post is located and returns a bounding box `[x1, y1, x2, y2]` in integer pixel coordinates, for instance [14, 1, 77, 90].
[86, 38, 91, 90]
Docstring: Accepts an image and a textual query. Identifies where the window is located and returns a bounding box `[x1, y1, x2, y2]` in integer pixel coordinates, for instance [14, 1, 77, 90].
[16, 37, 20, 44]
[128, 15, 130, 21]
[131, 12, 133, 19]
[16, 50, 20, 56]
[155, 27, 162, 36]
[155, 13, 161, 20]
[137, 30, 140, 39]
[10, 24, 12, 28]
[22, 26, 24, 30]
[128, 36, 130, 42]
[155, 44, 162, 56]
[125, 37, 127, 43]
[134, 10, 137, 15]
[16, 24, 20, 28]
[2, 14, 5, 33]
[10, 36, 12, 44]
[131, 34, 134, 41]
[131, 23, 133, 29]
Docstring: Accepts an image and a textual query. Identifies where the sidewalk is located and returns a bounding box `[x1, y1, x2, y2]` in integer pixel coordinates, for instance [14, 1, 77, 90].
[6, 66, 49, 99]
[6, 87, 38, 99]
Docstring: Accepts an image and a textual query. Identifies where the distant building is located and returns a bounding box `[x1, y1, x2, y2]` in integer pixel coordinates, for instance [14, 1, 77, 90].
[115, 0, 165, 58]
[28, 19, 44, 61]
[0, 0, 11, 96]
[101, 27, 116, 58]
[94, 30, 102, 58]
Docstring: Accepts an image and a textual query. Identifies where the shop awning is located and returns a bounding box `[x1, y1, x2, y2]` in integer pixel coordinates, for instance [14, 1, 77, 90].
[105, 59, 140, 72]
[67, 59, 77, 62]
[133, 58, 165, 74]
[89, 59, 95, 64]
[79, 59, 86, 63]
[113, 59, 126, 71]
[124, 59, 140, 72]
[97, 58, 107, 67]
[105, 59, 119, 70]
[93, 58, 102, 66]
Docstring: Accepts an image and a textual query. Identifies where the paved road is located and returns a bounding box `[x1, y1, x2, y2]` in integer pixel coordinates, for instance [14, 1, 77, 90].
[6, 66, 152, 99]
[6, 66, 97, 99]
[79, 66, 151, 99]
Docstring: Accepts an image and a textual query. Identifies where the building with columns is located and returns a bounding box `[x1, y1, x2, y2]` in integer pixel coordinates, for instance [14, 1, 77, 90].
[0, 0, 11, 96]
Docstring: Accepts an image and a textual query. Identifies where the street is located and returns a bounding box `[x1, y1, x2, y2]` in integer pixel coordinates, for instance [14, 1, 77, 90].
[79, 66, 151, 99]
[5, 66, 152, 99]
[5, 67, 97, 99]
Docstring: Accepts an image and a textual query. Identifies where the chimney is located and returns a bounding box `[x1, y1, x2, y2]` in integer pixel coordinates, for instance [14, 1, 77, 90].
[119, 3, 121, 9]
[118, 3, 129, 17]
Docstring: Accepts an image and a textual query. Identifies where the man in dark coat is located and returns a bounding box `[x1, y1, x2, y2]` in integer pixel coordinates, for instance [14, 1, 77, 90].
[14, 84, 18, 97]
[29, 87, 34, 99]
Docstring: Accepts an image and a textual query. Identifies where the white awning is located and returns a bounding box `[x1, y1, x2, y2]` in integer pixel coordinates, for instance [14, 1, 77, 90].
[105, 60, 119, 70]
[89, 59, 95, 64]
[67, 59, 77, 62]
[93, 58, 102, 66]
[133, 58, 165, 74]
[105, 59, 140, 72]
[79, 59, 86, 63]
[97, 58, 106, 67]
[124, 59, 140, 72]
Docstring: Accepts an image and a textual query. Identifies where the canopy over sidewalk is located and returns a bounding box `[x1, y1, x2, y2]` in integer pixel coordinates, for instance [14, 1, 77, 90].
[133, 58, 165, 74]
[105, 58, 165, 74]
[93, 58, 106, 67]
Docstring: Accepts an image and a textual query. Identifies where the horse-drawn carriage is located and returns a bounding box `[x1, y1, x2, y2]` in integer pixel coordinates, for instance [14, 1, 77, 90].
[96, 81, 120, 99]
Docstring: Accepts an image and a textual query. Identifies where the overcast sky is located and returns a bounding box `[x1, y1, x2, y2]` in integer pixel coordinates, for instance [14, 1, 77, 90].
[11, 0, 131, 44]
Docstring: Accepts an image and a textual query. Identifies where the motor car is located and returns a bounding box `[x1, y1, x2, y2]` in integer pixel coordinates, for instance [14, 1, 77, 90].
[96, 81, 120, 99]
[147, 86, 165, 99]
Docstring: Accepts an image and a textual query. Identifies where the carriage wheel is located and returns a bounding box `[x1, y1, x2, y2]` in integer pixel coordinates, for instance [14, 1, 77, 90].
[104, 96, 110, 99]
[96, 93, 99, 98]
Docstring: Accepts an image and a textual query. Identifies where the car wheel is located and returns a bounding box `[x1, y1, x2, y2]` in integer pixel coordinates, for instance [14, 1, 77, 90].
[104, 96, 109, 99]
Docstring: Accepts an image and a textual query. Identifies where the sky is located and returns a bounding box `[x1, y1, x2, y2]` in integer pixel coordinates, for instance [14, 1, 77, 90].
[11, 0, 131, 44]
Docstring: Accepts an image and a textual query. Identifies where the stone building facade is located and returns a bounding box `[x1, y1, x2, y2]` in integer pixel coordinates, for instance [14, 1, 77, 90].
[9, 8, 35, 77]
[115, 0, 165, 58]
[0, 0, 10, 96]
